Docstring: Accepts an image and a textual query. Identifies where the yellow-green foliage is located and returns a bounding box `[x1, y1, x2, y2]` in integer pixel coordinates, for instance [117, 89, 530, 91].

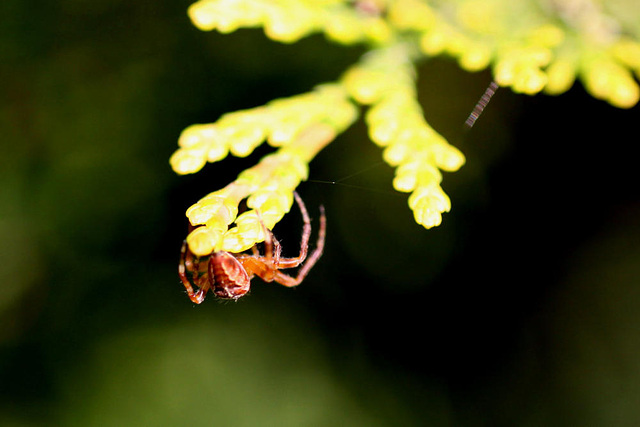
[171, 0, 640, 256]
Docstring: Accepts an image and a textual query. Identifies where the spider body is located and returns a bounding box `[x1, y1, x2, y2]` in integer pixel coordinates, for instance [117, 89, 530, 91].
[209, 252, 251, 299]
[179, 192, 325, 303]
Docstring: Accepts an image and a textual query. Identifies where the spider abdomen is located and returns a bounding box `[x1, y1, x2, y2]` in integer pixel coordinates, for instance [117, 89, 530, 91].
[210, 252, 251, 300]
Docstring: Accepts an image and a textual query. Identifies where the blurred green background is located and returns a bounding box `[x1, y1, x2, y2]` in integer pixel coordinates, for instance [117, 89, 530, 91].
[3, 1, 640, 426]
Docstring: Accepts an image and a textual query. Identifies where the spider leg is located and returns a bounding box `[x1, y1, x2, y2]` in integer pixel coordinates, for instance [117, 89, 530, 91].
[273, 235, 282, 267]
[235, 195, 325, 288]
[179, 240, 210, 304]
[179, 240, 196, 295]
[188, 246, 213, 297]
[273, 191, 312, 268]
[235, 210, 281, 282]
[233, 257, 271, 285]
[254, 208, 283, 268]
[275, 205, 326, 287]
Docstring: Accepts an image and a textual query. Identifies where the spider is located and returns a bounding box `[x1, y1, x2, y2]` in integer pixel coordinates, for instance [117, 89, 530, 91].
[179, 192, 326, 303]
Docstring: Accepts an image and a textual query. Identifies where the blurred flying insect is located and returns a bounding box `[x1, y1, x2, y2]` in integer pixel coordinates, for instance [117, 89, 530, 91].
[465, 81, 499, 128]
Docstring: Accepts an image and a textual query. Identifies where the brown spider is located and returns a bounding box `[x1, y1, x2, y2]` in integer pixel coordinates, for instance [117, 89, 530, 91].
[179, 192, 326, 302]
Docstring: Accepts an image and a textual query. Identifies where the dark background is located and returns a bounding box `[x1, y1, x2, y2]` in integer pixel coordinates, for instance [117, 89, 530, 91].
[2, 1, 640, 425]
